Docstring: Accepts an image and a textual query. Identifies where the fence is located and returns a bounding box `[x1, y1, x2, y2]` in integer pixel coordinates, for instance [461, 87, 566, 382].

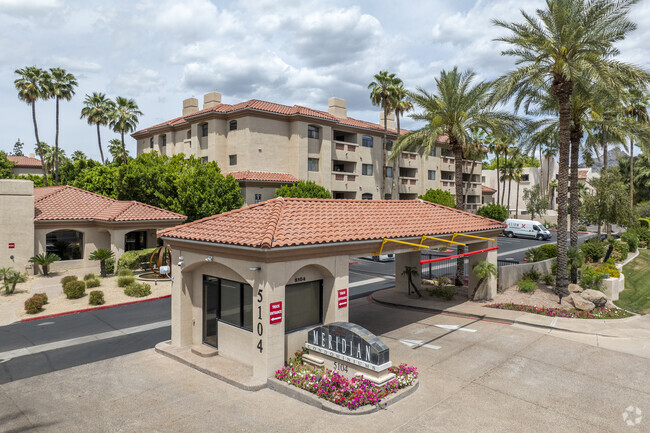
[420, 251, 518, 281]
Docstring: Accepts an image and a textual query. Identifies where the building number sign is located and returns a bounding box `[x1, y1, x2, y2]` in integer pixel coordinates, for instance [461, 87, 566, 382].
[256, 289, 264, 353]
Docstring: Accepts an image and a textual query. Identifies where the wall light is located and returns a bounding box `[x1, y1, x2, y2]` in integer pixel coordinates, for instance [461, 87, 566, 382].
[205, 256, 213, 262]
[249, 266, 261, 271]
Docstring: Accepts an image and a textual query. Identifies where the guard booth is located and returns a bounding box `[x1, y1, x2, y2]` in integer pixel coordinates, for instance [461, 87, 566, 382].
[159, 198, 505, 382]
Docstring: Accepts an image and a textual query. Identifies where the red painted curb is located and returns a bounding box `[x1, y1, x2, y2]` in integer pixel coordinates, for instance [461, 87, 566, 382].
[21, 294, 171, 322]
[349, 261, 359, 265]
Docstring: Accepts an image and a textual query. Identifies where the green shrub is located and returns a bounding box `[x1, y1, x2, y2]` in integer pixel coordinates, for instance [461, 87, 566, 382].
[522, 269, 542, 281]
[578, 225, 587, 231]
[24, 294, 46, 314]
[86, 278, 101, 288]
[89, 290, 105, 305]
[580, 240, 607, 262]
[597, 259, 620, 278]
[524, 247, 547, 262]
[477, 203, 509, 222]
[60, 275, 78, 287]
[118, 268, 134, 277]
[33, 292, 48, 305]
[621, 231, 638, 253]
[538, 244, 557, 259]
[517, 279, 538, 293]
[64, 280, 86, 299]
[579, 264, 608, 291]
[124, 282, 152, 297]
[116, 248, 155, 271]
[105, 257, 115, 275]
[428, 285, 456, 301]
[542, 274, 555, 285]
[117, 275, 136, 287]
[83, 273, 98, 281]
[611, 240, 629, 261]
[632, 226, 650, 244]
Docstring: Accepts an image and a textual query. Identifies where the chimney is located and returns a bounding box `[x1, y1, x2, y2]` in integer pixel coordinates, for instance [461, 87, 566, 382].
[380, 111, 396, 131]
[183, 97, 199, 116]
[203, 91, 222, 109]
[29, 153, 35, 158]
[328, 97, 347, 119]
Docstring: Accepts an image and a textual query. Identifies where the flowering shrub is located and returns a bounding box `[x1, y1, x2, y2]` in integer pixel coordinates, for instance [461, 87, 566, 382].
[485, 303, 631, 319]
[275, 354, 418, 410]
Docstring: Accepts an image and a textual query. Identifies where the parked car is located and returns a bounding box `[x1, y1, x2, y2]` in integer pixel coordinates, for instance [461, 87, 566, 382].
[503, 219, 552, 241]
[365, 254, 395, 262]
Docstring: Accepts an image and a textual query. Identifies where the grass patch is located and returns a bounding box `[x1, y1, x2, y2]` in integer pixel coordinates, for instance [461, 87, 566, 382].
[615, 249, 650, 314]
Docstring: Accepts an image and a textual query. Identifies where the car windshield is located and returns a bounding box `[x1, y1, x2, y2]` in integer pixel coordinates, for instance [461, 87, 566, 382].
[537, 225, 546, 231]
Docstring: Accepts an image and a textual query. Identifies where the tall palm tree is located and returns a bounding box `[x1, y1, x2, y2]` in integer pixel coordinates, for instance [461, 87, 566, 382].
[109, 97, 142, 164]
[369, 71, 400, 199]
[81, 92, 114, 165]
[623, 87, 649, 207]
[14, 66, 51, 183]
[464, 129, 487, 206]
[71, 150, 87, 162]
[492, 0, 649, 295]
[48, 68, 78, 185]
[391, 82, 413, 197]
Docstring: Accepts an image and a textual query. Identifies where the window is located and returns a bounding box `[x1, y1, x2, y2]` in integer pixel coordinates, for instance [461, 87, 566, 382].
[428, 170, 436, 181]
[308, 158, 319, 172]
[385, 166, 393, 178]
[229, 155, 237, 165]
[482, 176, 486, 183]
[149, 137, 154, 149]
[362, 164, 373, 176]
[125, 231, 146, 252]
[285, 280, 322, 332]
[229, 120, 238, 131]
[522, 174, 530, 182]
[254, 193, 262, 204]
[161, 135, 166, 147]
[46, 230, 83, 261]
[362, 135, 373, 147]
[204, 276, 253, 332]
[429, 147, 436, 157]
[201, 156, 208, 164]
[201, 123, 208, 137]
[308, 125, 320, 139]
[362, 193, 373, 200]
[385, 140, 393, 151]
[384, 193, 392, 200]
[186, 130, 191, 140]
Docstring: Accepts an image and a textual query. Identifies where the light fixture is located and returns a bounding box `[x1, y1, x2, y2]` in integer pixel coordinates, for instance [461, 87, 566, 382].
[249, 266, 261, 271]
[205, 256, 213, 262]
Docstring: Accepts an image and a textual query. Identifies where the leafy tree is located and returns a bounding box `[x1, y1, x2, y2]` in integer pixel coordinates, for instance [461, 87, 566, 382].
[418, 189, 455, 208]
[620, 152, 650, 204]
[12, 139, 24, 156]
[109, 97, 142, 163]
[48, 68, 77, 185]
[582, 169, 636, 238]
[29, 253, 60, 276]
[80, 92, 115, 164]
[0, 151, 15, 179]
[14, 66, 51, 183]
[275, 180, 331, 199]
[71, 150, 87, 162]
[57, 157, 101, 186]
[72, 164, 118, 198]
[523, 184, 549, 221]
[477, 203, 509, 222]
[88, 249, 114, 277]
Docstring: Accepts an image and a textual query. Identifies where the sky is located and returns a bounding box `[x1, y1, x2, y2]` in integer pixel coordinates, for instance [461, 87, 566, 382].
[1, 0, 650, 161]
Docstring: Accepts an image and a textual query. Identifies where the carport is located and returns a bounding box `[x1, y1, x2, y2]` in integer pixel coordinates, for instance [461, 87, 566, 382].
[158, 198, 505, 381]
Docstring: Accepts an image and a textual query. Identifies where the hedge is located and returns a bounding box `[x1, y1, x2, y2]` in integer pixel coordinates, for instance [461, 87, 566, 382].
[117, 248, 155, 271]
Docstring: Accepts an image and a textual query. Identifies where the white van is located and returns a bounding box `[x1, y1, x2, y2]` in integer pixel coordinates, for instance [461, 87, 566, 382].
[503, 219, 552, 241]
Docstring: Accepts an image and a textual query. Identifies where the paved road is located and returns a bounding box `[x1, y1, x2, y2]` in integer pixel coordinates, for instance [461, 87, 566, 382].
[496, 231, 594, 263]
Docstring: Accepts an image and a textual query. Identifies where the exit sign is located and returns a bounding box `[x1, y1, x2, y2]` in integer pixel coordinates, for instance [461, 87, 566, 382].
[8, 243, 15, 249]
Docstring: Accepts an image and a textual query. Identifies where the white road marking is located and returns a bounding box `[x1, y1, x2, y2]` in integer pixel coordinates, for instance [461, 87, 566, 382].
[399, 339, 441, 350]
[434, 324, 477, 333]
[0, 320, 170, 363]
[36, 322, 55, 326]
[550, 317, 558, 327]
[349, 276, 393, 288]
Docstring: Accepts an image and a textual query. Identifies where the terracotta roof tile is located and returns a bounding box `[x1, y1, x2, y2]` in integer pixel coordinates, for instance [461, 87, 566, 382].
[7, 155, 42, 167]
[159, 198, 505, 249]
[227, 170, 298, 183]
[482, 185, 497, 194]
[33, 185, 186, 222]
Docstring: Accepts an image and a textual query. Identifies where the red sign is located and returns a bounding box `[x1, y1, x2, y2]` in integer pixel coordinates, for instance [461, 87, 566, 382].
[8, 243, 15, 249]
[337, 288, 348, 309]
[270, 301, 282, 324]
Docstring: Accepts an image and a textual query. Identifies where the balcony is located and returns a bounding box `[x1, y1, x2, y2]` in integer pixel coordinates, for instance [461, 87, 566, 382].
[399, 152, 418, 167]
[332, 140, 358, 161]
[331, 172, 357, 191]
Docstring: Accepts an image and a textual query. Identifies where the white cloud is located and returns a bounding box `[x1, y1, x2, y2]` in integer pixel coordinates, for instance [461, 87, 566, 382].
[0, 0, 61, 14]
[108, 68, 165, 96]
[48, 57, 101, 72]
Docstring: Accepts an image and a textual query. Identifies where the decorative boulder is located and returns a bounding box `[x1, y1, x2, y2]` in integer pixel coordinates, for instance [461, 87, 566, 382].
[568, 283, 583, 293]
[581, 289, 607, 307]
[570, 293, 595, 311]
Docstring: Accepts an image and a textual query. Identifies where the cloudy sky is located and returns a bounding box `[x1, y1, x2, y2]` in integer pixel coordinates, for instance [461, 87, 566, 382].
[1, 0, 649, 160]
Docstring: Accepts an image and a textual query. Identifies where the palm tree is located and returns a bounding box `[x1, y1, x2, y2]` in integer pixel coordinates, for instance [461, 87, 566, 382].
[513, 155, 525, 218]
[81, 92, 115, 165]
[108, 138, 128, 163]
[391, 81, 413, 197]
[29, 253, 60, 276]
[109, 97, 142, 164]
[48, 68, 78, 185]
[471, 260, 497, 300]
[89, 248, 115, 277]
[492, 0, 649, 295]
[14, 66, 51, 183]
[623, 87, 649, 207]
[71, 150, 87, 162]
[464, 130, 487, 206]
[401, 265, 422, 297]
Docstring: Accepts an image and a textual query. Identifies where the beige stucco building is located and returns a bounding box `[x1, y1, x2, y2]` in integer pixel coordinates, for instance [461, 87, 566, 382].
[7, 154, 43, 177]
[132, 92, 483, 210]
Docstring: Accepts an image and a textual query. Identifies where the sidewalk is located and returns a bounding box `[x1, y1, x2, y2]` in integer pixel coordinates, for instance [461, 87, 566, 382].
[371, 286, 650, 359]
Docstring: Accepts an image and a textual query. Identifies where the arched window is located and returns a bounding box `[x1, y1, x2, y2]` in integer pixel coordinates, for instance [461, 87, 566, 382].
[46, 230, 83, 261]
[362, 193, 373, 200]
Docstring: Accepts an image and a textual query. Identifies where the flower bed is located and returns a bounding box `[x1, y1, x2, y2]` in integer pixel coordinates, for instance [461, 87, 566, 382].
[275, 351, 418, 410]
[485, 303, 632, 319]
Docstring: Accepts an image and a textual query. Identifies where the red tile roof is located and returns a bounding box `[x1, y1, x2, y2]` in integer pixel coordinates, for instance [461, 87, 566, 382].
[482, 185, 497, 194]
[33, 186, 186, 222]
[227, 171, 298, 183]
[578, 169, 589, 180]
[7, 155, 42, 167]
[159, 198, 505, 249]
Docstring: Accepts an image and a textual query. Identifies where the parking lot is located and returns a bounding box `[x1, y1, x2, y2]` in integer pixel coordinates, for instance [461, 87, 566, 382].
[1, 296, 647, 433]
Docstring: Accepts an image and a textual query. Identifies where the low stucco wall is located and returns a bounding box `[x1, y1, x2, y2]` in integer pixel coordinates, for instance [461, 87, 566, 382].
[498, 258, 554, 291]
[603, 273, 625, 301]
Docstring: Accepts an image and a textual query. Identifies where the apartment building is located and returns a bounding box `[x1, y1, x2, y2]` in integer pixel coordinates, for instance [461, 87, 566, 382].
[132, 92, 483, 209]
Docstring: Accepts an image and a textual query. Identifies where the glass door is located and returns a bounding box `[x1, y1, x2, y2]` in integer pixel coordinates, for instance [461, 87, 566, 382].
[203, 276, 219, 348]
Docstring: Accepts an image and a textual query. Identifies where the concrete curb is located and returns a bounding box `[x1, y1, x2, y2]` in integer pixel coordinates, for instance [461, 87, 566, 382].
[267, 377, 419, 415]
[21, 294, 171, 322]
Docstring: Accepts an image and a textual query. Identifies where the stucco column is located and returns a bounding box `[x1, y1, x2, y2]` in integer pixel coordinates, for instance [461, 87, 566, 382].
[395, 250, 421, 296]
[251, 263, 283, 381]
[468, 240, 498, 301]
[170, 251, 193, 347]
[323, 255, 349, 324]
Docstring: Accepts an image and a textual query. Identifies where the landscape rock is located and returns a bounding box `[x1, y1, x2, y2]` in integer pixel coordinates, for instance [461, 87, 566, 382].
[581, 289, 607, 307]
[570, 293, 595, 311]
[568, 283, 583, 293]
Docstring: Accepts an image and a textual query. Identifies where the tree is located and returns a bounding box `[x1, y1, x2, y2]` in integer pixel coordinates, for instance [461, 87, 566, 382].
[275, 180, 331, 199]
[72, 164, 118, 198]
[418, 189, 455, 208]
[523, 184, 549, 220]
[619, 152, 650, 204]
[48, 67, 78, 185]
[477, 203, 509, 222]
[14, 66, 51, 183]
[29, 253, 60, 276]
[492, 0, 649, 296]
[108, 138, 128, 163]
[401, 265, 422, 297]
[391, 81, 413, 197]
[109, 97, 142, 163]
[89, 249, 114, 277]
[369, 71, 401, 199]
[3, 270, 26, 295]
[581, 169, 635, 237]
[81, 92, 115, 165]
[623, 87, 649, 208]
[471, 260, 497, 300]
[0, 151, 15, 179]
[71, 150, 87, 162]
[12, 139, 24, 156]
